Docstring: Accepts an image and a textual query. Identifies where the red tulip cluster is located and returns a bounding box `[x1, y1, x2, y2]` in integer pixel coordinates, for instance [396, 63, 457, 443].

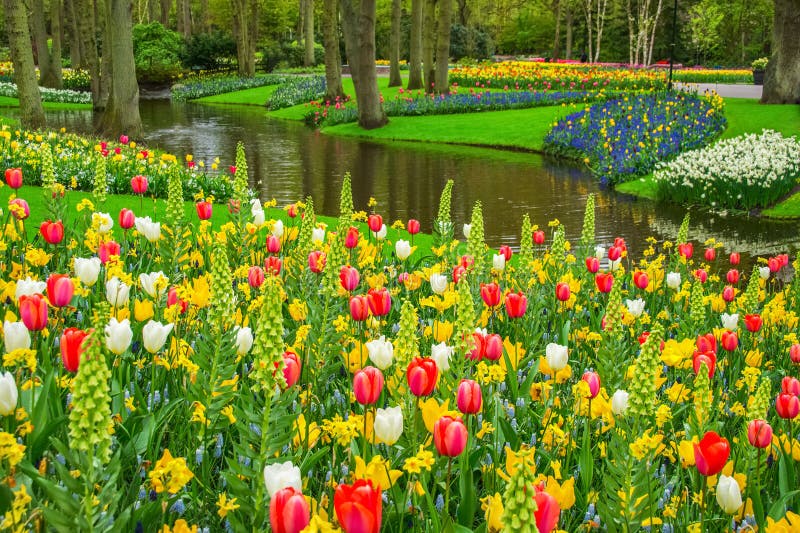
[467, 332, 503, 361]
[776, 377, 800, 419]
[406, 357, 438, 397]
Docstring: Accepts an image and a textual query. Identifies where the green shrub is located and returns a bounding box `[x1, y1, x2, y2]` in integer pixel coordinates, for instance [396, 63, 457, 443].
[132, 22, 185, 83]
[180, 31, 237, 71]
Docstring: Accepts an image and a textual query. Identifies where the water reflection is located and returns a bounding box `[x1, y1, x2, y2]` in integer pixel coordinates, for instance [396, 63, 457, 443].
[19, 100, 800, 258]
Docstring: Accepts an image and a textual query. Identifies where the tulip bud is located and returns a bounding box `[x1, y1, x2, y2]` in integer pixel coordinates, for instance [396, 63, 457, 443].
[339, 265, 360, 292]
[266, 235, 281, 254]
[311, 227, 326, 244]
[407, 219, 420, 235]
[105, 318, 133, 355]
[666, 272, 681, 290]
[396, 239, 412, 261]
[533, 230, 545, 245]
[269, 487, 310, 533]
[678, 243, 693, 259]
[349, 295, 370, 322]
[484, 333, 503, 361]
[9, 198, 29, 220]
[480, 282, 501, 307]
[265, 256, 282, 276]
[131, 175, 148, 195]
[581, 371, 601, 399]
[633, 271, 649, 290]
[608, 245, 622, 261]
[365, 335, 393, 369]
[282, 350, 302, 387]
[353, 366, 384, 405]
[747, 419, 772, 448]
[457, 379, 482, 414]
[505, 291, 527, 318]
[19, 294, 48, 331]
[776, 393, 800, 419]
[726, 269, 740, 284]
[790, 344, 800, 364]
[98, 240, 121, 264]
[722, 285, 736, 302]
[406, 357, 438, 396]
[373, 406, 403, 445]
[366, 288, 391, 317]
[492, 254, 506, 271]
[431, 342, 453, 372]
[498, 245, 512, 261]
[345, 226, 359, 249]
[555, 282, 570, 302]
[595, 273, 614, 293]
[721, 330, 738, 352]
[235, 326, 254, 356]
[4, 168, 22, 189]
[3, 321, 31, 353]
[783, 377, 800, 396]
[585, 256, 599, 273]
[611, 389, 629, 415]
[248, 266, 265, 288]
[60, 327, 89, 372]
[142, 320, 173, 353]
[716, 475, 743, 515]
[433, 416, 468, 456]
[545, 343, 568, 371]
[759, 266, 771, 280]
[263, 461, 303, 497]
[462, 224, 472, 239]
[368, 214, 383, 233]
[704, 247, 716, 262]
[729, 252, 740, 265]
[308, 251, 326, 273]
[694, 269, 708, 283]
[40, 219, 65, 244]
[694, 431, 730, 476]
[74, 257, 102, 286]
[430, 273, 448, 295]
[195, 201, 212, 220]
[0, 372, 18, 416]
[47, 273, 74, 307]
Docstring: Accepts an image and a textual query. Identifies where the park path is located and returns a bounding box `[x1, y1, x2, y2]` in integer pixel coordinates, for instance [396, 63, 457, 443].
[680, 83, 763, 99]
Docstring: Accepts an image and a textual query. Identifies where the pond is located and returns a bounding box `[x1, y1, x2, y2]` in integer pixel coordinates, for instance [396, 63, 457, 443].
[26, 99, 800, 259]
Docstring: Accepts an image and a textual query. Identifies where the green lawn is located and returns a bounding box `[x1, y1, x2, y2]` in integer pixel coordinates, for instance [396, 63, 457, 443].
[194, 84, 281, 105]
[0, 96, 92, 110]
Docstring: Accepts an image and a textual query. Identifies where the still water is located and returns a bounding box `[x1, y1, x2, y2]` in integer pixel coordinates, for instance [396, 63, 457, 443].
[32, 99, 800, 258]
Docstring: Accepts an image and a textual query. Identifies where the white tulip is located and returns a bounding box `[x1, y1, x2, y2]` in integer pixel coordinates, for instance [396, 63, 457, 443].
[366, 336, 394, 370]
[235, 327, 254, 357]
[106, 277, 130, 308]
[142, 320, 174, 354]
[430, 273, 448, 295]
[431, 342, 453, 372]
[15, 276, 46, 300]
[716, 475, 743, 514]
[0, 372, 18, 416]
[252, 209, 265, 227]
[759, 266, 770, 280]
[611, 390, 630, 415]
[134, 216, 161, 242]
[311, 227, 326, 244]
[545, 343, 568, 371]
[492, 254, 506, 271]
[250, 198, 263, 215]
[139, 272, 168, 299]
[3, 321, 31, 353]
[373, 224, 387, 241]
[373, 406, 403, 445]
[666, 272, 682, 290]
[594, 245, 606, 259]
[93, 212, 113, 234]
[271, 219, 284, 238]
[395, 240, 411, 261]
[463, 224, 472, 239]
[263, 461, 302, 497]
[625, 298, 646, 318]
[105, 318, 133, 355]
[609, 258, 621, 272]
[720, 313, 739, 331]
[74, 257, 102, 286]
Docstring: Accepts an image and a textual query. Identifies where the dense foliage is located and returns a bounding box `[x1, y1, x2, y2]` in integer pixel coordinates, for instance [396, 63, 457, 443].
[170, 74, 288, 101]
[132, 23, 186, 83]
[266, 75, 326, 110]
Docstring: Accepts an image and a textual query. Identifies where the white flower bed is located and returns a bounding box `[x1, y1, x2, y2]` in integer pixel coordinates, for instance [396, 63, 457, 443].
[0, 81, 91, 104]
[653, 130, 800, 210]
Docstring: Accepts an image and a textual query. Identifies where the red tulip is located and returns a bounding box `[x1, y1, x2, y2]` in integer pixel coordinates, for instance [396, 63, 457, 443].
[334, 479, 382, 533]
[368, 214, 383, 233]
[406, 357, 437, 397]
[308, 251, 326, 273]
[119, 134, 129, 144]
[130, 175, 148, 195]
[555, 282, 570, 302]
[505, 291, 527, 318]
[349, 295, 370, 322]
[721, 330, 738, 352]
[269, 487, 310, 533]
[608, 245, 622, 261]
[782, 377, 800, 396]
[407, 219, 420, 235]
[775, 393, 799, 419]
[60, 327, 89, 373]
[768, 257, 781, 273]
[678, 243, 693, 259]
[433, 416, 468, 457]
[460, 255, 475, 271]
[39, 220, 64, 244]
[457, 379, 482, 414]
[248, 266, 265, 288]
[19, 294, 48, 331]
[480, 282, 501, 307]
[266, 234, 281, 254]
[534, 486, 560, 533]
[98, 241, 121, 264]
[281, 350, 302, 387]
[704, 248, 716, 262]
[287, 204, 298, 218]
[694, 269, 708, 283]
[452, 265, 466, 284]
[692, 351, 716, 378]
[467, 333, 485, 360]
[195, 201, 212, 220]
[4, 168, 22, 189]
[693, 431, 730, 476]
[533, 230, 545, 245]
[366, 288, 391, 317]
[345, 226, 359, 249]
[585, 256, 599, 273]
[790, 344, 800, 364]
[726, 269, 740, 284]
[747, 419, 772, 449]
[613, 237, 627, 251]
[729, 252, 740, 265]
[47, 274, 74, 307]
[339, 266, 360, 292]
[696, 333, 717, 354]
[778, 254, 789, 267]
[484, 333, 503, 361]
[167, 287, 188, 314]
[595, 273, 613, 293]
[9, 198, 29, 220]
[498, 245, 513, 262]
[119, 208, 135, 229]
[353, 366, 384, 405]
[722, 286, 736, 302]
[581, 371, 600, 399]
[265, 256, 282, 276]
[633, 271, 649, 290]
[744, 314, 762, 333]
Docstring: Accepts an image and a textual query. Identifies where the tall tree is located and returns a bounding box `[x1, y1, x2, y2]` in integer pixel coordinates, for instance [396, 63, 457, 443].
[340, 0, 387, 128]
[98, 0, 143, 137]
[583, 0, 609, 61]
[3, 0, 46, 129]
[552, 0, 562, 59]
[177, 0, 192, 36]
[388, 0, 402, 86]
[64, 0, 83, 68]
[160, 0, 171, 26]
[231, 0, 259, 76]
[422, 0, 435, 90]
[762, 0, 800, 103]
[433, 0, 452, 92]
[322, 0, 344, 100]
[74, 0, 102, 108]
[407, 0, 424, 89]
[304, 0, 315, 66]
[30, 0, 63, 88]
[148, 0, 160, 21]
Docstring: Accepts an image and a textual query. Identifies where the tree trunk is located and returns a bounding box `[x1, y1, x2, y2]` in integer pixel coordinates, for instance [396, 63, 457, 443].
[160, 0, 171, 26]
[407, 0, 424, 89]
[388, 0, 402, 86]
[646, 0, 663, 66]
[322, 0, 344, 100]
[593, 0, 607, 62]
[31, 0, 64, 88]
[177, 0, 191, 36]
[231, 0, 258, 76]
[3, 0, 46, 129]
[762, 0, 800, 104]
[198, 0, 208, 31]
[340, 0, 387, 129]
[99, 0, 112, 109]
[565, 5, 573, 59]
[148, 0, 160, 21]
[585, 0, 593, 62]
[304, 0, 315, 66]
[422, 0, 436, 91]
[74, 0, 102, 107]
[65, 0, 83, 67]
[626, 0, 634, 64]
[434, 0, 451, 93]
[552, 0, 562, 60]
[99, 0, 142, 138]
